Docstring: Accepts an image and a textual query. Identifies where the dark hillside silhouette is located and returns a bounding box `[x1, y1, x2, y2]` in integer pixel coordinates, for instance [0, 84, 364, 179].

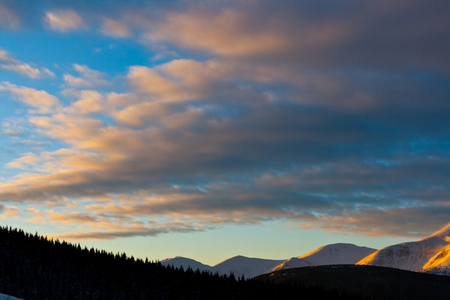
[257, 265, 450, 300]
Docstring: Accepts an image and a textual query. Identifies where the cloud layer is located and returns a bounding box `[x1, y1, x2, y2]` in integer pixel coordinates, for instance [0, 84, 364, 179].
[0, 0, 449, 241]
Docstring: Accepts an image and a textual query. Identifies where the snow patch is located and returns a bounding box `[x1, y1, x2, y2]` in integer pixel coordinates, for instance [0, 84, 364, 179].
[0, 293, 23, 300]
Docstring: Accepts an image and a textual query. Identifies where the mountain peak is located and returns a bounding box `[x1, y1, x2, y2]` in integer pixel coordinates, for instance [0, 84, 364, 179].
[270, 243, 376, 272]
[423, 223, 450, 241]
[160, 256, 212, 272]
[297, 243, 373, 259]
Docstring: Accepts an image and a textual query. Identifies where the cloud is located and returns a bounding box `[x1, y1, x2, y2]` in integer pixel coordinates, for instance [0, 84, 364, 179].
[66, 90, 105, 114]
[147, 8, 296, 57]
[1, 119, 25, 136]
[101, 18, 130, 38]
[143, 1, 450, 71]
[45, 206, 209, 241]
[44, 9, 85, 32]
[47, 210, 98, 225]
[113, 102, 168, 128]
[0, 49, 15, 62]
[1, 63, 42, 79]
[128, 66, 189, 102]
[2, 128, 22, 136]
[64, 64, 109, 88]
[6, 153, 40, 169]
[127, 58, 293, 105]
[0, 3, 20, 29]
[306, 205, 450, 239]
[0, 82, 61, 114]
[15, 140, 47, 149]
[53, 224, 200, 241]
[0, 48, 55, 79]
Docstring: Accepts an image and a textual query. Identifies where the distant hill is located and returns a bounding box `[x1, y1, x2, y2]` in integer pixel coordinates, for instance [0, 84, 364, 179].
[161, 256, 212, 273]
[162, 255, 285, 279]
[257, 265, 450, 300]
[213, 255, 286, 278]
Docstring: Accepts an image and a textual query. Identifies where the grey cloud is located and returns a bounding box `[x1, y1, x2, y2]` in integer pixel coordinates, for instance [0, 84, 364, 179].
[312, 205, 450, 239]
[55, 222, 206, 241]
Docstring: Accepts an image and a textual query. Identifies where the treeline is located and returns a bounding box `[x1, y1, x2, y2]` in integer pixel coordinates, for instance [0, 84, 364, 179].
[0, 226, 365, 299]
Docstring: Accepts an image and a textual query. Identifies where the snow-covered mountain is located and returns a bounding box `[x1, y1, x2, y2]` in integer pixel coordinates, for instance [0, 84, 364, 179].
[162, 243, 375, 278]
[269, 243, 376, 272]
[161, 255, 285, 279]
[213, 256, 285, 279]
[161, 256, 212, 272]
[357, 223, 450, 274]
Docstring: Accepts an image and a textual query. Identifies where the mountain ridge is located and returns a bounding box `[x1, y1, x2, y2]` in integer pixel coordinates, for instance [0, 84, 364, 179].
[163, 224, 450, 278]
[162, 242, 376, 278]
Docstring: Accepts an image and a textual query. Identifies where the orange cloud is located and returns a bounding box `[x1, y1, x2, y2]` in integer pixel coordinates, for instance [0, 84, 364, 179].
[147, 8, 352, 59]
[64, 64, 109, 88]
[0, 82, 61, 113]
[0, 48, 55, 79]
[149, 9, 292, 57]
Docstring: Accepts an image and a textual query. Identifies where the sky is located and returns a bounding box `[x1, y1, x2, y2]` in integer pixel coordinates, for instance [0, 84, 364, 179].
[0, 0, 449, 265]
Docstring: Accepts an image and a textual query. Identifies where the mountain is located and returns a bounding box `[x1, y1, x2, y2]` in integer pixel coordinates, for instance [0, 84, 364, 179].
[161, 256, 212, 272]
[162, 244, 375, 278]
[213, 256, 285, 279]
[357, 223, 450, 273]
[269, 243, 376, 272]
[162, 224, 450, 278]
[162, 255, 285, 279]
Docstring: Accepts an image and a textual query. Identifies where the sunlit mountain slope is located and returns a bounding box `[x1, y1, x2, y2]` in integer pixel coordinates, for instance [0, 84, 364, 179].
[269, 243, 376, 272]
[357, 224, 450, 273]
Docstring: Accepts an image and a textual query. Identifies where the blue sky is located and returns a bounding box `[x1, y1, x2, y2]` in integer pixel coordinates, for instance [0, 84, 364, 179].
[0, 0, 449, 265]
